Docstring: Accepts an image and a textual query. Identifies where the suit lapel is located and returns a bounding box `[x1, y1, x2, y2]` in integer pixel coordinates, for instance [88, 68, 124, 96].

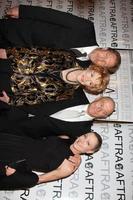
[48, 87, 89, 114]
[22, 88, 89, 116]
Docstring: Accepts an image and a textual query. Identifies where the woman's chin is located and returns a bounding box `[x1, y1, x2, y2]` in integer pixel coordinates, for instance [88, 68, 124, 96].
[77, 80, 83, 86]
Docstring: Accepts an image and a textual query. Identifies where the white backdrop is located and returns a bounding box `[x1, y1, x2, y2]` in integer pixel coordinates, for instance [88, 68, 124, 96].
[0, 0, 133, 200]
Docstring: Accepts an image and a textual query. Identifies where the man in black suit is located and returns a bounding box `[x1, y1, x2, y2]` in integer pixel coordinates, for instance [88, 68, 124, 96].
[0, 89, 115, 139]
[0, 5, 97, 48]
[0, 5, 121, 73]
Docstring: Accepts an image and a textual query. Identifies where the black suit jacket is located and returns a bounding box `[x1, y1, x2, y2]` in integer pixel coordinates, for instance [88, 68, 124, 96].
[19, 88, 93, 139]
[0, 88, 93, 139]
[0, 101, 29, 137]
[0, 5, 97, 49]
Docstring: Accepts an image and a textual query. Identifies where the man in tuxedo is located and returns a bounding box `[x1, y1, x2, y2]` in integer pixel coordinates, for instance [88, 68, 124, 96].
[0, 5, 121, 73]
[0, 89, 115, 139]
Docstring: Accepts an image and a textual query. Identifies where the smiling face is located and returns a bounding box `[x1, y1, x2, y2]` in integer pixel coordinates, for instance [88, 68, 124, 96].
[77, 68, 101, 90]
[76, 65, 110, 94]
[89, 48, 117, 69]
[87, 97, 115, 119]
[71, 132, 101, 154]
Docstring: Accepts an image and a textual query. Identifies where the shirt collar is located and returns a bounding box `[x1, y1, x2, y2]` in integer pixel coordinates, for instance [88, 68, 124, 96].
[71, 46, 98, 61]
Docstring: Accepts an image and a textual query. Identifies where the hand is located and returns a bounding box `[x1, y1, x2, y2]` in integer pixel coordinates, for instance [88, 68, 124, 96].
[5, 166, 16, 176]
[0, 91, 10, 104]
[6, 6, 19, 18]
[57, 155, 81, 178]
[0, 49, 7, 59]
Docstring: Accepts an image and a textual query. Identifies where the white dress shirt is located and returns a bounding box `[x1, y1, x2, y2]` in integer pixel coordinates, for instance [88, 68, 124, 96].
[71, 45, 98, 61]
[50, 104, 94, 122]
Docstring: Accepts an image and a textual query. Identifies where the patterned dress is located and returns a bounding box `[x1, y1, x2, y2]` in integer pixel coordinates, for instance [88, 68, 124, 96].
[6, 47, 79, 106]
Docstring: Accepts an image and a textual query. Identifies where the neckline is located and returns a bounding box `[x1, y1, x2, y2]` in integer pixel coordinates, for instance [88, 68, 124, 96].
[61, 68, 82, 84]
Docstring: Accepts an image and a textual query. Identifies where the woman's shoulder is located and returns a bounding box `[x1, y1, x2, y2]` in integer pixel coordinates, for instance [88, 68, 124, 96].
[45, 136, 72, 155]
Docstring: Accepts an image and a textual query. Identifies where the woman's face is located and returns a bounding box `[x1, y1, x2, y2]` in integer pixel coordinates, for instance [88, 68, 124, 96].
[76, 68, 101, 90]
[72, 132, 99, 154]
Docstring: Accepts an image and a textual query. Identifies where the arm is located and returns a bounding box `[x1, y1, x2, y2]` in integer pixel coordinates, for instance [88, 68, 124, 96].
[7, 5, 90, 28]
[38, 155, 81, 184]
[0, 156, 80, 189]
[0, 157, 79, 189]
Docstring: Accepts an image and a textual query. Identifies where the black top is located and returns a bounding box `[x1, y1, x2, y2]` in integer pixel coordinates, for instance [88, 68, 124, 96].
[0, 133, 74, 173]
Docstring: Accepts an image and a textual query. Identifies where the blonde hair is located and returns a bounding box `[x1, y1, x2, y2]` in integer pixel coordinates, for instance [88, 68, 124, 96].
[84, 64, 110, 94]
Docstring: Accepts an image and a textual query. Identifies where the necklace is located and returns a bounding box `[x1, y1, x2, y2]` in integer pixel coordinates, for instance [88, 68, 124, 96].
[64, 68, 82, 84]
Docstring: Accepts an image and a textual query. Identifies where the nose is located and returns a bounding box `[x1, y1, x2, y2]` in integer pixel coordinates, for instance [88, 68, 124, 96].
[96, 107, 107, 117]
[78, 137, 84, 144]
[96, 106, 102, 112]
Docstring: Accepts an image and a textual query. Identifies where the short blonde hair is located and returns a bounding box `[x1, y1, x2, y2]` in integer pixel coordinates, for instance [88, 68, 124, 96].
[84, 64, 110, 94]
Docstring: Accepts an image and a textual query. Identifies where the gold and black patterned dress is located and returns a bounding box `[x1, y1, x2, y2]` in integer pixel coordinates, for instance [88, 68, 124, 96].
[6, 48, 79, 106]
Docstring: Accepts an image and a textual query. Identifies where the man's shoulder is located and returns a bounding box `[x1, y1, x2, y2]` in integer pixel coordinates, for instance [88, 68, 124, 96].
[73, 88, 89, 103]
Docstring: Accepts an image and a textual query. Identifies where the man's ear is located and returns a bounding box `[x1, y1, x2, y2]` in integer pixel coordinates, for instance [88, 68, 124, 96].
[102, 48, 109, 50]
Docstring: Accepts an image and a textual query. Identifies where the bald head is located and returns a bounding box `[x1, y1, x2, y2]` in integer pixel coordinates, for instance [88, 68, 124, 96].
[87, 96, 115, 119]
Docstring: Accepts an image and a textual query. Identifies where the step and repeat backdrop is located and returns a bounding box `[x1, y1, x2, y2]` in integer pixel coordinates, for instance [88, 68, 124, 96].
[0, 0, 133, 200]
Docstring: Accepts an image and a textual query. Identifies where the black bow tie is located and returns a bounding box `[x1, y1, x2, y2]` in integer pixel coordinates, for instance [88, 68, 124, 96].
[71, 49, 87, 58]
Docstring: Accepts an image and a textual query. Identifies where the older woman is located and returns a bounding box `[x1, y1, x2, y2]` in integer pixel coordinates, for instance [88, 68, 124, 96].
[0, 47, 109, 106]
[0, 131, 102, 190]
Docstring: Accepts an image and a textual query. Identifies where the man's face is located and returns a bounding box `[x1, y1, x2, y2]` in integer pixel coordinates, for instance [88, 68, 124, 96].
[87, 97, 115, 119]
[89, 48, 117, 69]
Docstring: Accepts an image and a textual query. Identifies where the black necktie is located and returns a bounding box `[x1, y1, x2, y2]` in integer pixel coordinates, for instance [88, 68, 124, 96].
[76, 59, 92, 68]
[70, 49, 87, 58]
